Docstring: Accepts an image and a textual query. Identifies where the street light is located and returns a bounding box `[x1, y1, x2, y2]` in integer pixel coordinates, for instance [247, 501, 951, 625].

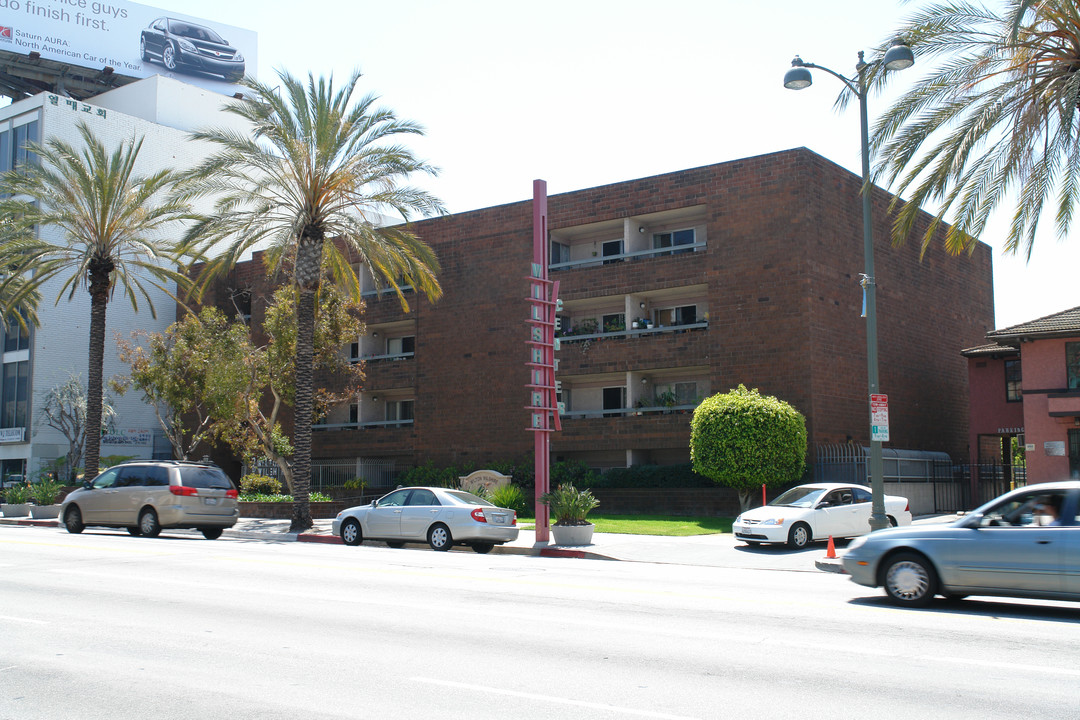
[784, 39, 913, 532]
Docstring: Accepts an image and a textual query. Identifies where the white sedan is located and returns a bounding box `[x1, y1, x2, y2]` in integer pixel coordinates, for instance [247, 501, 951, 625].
[332, 486, 519, 553]
[733, 483, 912, 549]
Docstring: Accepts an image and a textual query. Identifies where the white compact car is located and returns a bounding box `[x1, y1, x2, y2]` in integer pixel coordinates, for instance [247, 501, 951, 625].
[733, 483, 912, 549]
[333, 486, 518, 553]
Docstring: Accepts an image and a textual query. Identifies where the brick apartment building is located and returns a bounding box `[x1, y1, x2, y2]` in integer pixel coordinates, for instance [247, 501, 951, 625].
[205, 148, 995, 484]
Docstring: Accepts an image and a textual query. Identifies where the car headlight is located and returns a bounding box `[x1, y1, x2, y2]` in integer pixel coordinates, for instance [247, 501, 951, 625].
[178, 39, 197, 52]
[234, 52, 244, 62]
[846, 535, 868, 552]
[759, 518, 784, 526]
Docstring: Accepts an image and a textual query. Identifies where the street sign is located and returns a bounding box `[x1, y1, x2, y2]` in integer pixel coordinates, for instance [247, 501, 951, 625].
[870, 393, 889, 442]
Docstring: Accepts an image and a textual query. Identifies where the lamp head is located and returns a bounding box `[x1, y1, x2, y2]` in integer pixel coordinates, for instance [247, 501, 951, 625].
[882, 38, 914, 71]
[784, 57, 812, 90]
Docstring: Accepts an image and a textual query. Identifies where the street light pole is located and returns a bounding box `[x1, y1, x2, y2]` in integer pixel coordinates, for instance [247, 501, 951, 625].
[784, 41, 913, 532]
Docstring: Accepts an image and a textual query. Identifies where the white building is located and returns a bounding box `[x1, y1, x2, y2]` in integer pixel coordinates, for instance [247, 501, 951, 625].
[0, 76, 247, 482]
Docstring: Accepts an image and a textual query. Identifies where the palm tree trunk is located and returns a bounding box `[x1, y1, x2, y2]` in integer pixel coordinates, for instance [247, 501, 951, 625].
[289, 228, 323, 532]
[83, 284, 109, 483]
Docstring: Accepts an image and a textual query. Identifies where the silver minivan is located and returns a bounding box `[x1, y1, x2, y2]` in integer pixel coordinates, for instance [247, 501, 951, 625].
[60, 461, 239, 539]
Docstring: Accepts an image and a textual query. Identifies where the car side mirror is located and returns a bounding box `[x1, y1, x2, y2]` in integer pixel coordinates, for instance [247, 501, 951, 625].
[82, 481, 92, 490]
[371, 500, 378, 508]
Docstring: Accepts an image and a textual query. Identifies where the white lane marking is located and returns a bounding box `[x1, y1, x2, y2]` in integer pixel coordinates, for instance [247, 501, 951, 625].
[0, 614, 47, 625]
[411, 677, 701, 720]
[926, 655, 1080, 677]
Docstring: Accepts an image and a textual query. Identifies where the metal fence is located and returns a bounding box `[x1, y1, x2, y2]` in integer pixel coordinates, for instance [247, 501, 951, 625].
[813, 444, 959, 515]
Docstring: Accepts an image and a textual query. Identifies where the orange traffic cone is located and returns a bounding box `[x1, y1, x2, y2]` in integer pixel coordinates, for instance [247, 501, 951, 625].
[825, 535, 837, 559]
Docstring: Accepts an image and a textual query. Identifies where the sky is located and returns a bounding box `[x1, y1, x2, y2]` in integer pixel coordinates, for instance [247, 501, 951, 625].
[149, 0, 1074, 330]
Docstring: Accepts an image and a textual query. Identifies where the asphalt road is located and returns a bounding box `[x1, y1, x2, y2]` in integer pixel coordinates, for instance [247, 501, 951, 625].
[2, 525, 1079, 719]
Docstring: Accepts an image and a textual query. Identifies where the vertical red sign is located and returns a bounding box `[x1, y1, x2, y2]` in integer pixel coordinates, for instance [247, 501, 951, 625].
[526, 179, 559, 543]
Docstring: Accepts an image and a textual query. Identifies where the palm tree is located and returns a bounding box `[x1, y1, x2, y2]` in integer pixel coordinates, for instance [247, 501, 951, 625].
[868, 0, 1080, 258]
[0, 233, 42, 332]
[0, 121, 192, 482]
[179, 69, 444, 532]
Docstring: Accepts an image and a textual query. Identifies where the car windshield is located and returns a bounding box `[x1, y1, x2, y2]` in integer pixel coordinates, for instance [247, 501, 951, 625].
[770, 487, 827, 508]
[169, 20, 225, 44]
[445, 490, 494, 507]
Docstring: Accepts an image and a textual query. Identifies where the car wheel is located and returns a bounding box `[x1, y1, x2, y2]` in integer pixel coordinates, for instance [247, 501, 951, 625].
[471, 542, 494, 554]
[138, 508, 161, 538]
[63, 505, 84, 534]
[883, 552, 937, 608]
[163, 43, 177, 70]
[427, 523, 452, 551]
[340, 518, 362, 546]
[887, 515, 898, 527]
[201, 528, 223, 540]
[127, 526, 142, 537]
[140, 36, 149, 61]
[787, 522, 811, 549]
[386, 541, 405, 549]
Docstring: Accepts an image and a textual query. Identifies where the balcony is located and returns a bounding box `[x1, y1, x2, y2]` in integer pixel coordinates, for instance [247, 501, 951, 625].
[549, 204, 707, 272]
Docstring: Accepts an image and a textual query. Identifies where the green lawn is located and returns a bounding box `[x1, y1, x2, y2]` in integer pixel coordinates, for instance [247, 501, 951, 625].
[520, 514, 733, 536]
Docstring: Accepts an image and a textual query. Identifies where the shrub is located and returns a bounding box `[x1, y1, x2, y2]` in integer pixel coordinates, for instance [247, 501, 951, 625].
[343, 477, 367, 491]
[3, 483, 31, 504]
[238, 491, 332, 502]
[691, 384, 807, 511]
[488, 483, 529, 516]
[30, 478, 64, 505]
[240, 474, 283, 495]
[540, 483, 599, 526]
[551, 460, 600, 488]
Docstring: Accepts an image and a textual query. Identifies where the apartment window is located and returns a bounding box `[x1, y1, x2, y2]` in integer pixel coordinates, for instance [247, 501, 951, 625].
[1068, 343, 1080, 390]
[602, 386, 626, 417]
[0, 120, 39, 175]
[674, 382, 698, 406]
[349, 404, 359, 425]
[3, 312, 30, 352]
[387, 400, 414, 423]
[602, 239, 623, 264]
[654, 305, 697, 327]
[387, 336, 415, 355]
[653, 228, 695, 256]
[1, 360, 29, 428]
[1004, 358, 1022, 402]
[231, 289, 252, 323]
[602, 313, 625, 333]
[551, 241, 570, 265]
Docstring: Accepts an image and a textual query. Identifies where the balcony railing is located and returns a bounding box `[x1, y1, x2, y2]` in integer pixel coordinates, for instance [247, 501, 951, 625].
[560, 404, 699, 419]
[350, 351, 415, 363]
[313, 419, 414, 431]
[559, 321, 707, 343]
[550, 241, 706, 271]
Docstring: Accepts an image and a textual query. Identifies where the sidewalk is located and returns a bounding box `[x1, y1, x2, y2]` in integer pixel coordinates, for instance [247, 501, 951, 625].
[0, 513, 961, 572]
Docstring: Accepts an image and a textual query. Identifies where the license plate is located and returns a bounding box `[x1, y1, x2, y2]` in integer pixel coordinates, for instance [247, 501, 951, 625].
[492, 513, 506, 524]
[204, 497, 218, 505]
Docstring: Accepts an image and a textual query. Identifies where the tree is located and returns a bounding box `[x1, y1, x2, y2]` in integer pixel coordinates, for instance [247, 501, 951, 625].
[690, 384, 807, 512]
[112, 307, 251, 461]
[178, 69, 443, 531]
[0, 121, 191, 482]
[868, 1, 1080, 258]
[0, 234, 42, 332]
[38, 374, 117, 484]
[114, 286, 363, 493]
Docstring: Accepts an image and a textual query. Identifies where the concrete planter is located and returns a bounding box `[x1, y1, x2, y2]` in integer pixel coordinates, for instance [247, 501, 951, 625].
[1, 503, 30, 518]
[551, 522, 594, 547]
[30, 504, 61, 519]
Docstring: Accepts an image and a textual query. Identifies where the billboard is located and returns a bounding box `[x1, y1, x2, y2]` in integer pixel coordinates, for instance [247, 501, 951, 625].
[0, 0, 257, 94]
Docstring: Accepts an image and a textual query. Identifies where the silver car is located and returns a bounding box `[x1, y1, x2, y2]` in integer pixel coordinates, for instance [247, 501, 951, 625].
[332, 486, 519, 553]
[842, 481, 1080, 607]
[61, 460, 239, 539]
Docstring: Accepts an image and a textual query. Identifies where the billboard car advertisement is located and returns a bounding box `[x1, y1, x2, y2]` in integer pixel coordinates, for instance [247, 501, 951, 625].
[0, 0, 256, 93]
